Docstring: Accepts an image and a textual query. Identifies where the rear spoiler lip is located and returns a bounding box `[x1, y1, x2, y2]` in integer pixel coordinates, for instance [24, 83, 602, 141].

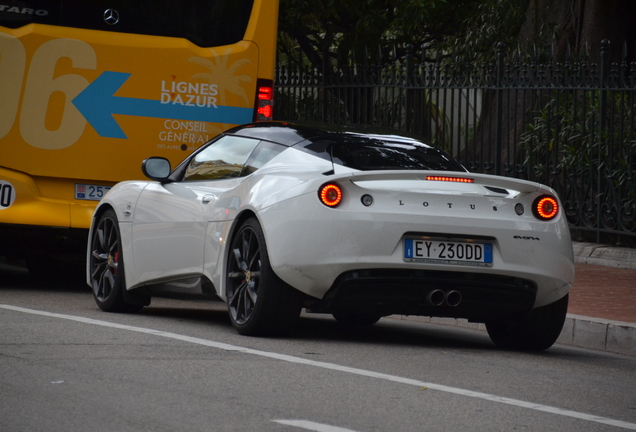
[328, 170, 548, 194]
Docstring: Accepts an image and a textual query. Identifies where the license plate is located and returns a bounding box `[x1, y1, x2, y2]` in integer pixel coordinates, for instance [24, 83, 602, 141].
[75, 184, 112, 201]
[404, 239, 493, 266]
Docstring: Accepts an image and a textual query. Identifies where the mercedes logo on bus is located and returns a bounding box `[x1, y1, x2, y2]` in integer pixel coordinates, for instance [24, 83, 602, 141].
[103, 9, 120, 25]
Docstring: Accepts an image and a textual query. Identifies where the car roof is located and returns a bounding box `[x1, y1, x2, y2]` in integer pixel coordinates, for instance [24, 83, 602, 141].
[224, 121, 433, 148]
[221, 121, 466, 172]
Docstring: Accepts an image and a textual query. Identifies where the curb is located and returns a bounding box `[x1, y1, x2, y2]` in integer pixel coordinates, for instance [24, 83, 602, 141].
[558, 314, 636, 356]
[573, 242, 636, 269]
[391, 314, 635, 356]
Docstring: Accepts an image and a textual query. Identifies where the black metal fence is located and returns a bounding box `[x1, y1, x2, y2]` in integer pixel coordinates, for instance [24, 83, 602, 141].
[274, 41, 636, 247]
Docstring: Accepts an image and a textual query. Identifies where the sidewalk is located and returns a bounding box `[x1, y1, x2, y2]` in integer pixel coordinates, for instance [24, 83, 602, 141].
[560, 243, 636, 356]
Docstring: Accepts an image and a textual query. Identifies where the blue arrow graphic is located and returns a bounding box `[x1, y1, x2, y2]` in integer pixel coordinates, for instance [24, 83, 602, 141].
[72, 71, 254, 139]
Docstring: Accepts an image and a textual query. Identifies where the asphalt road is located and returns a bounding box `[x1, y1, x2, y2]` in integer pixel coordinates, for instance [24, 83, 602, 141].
[1, 267, 635, 432]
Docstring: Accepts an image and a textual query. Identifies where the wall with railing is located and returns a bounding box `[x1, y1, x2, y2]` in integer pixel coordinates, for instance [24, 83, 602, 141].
[274, 41, 636, 247]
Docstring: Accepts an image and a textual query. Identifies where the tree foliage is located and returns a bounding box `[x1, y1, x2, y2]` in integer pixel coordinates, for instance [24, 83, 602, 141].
[518, 0, 636, 62]
[278, 0, 529, 68]
[278, 0, 636, 69]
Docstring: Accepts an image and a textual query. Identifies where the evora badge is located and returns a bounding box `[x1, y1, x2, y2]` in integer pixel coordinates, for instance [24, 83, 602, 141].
[103, 9, 120, 25]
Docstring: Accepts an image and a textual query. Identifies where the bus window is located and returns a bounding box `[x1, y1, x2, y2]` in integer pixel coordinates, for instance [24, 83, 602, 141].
[0, 1, 255, 48]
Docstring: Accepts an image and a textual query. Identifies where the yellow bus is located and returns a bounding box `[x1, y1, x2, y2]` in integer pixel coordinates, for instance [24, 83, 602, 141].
[0, 0, 278, 275]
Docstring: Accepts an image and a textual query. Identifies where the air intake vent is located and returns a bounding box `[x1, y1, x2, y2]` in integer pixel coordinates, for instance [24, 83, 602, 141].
[485, 186, 509, 195]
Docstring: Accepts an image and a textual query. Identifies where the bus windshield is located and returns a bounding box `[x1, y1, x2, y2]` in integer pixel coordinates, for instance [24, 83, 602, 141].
[0, 0, 255, 47]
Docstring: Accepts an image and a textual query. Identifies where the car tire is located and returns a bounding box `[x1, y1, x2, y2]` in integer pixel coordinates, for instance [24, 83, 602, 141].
[89, 209, 142, 313]
[226, 217, 302, 336]
[332, 311, 382, 326]
[486, 294, 569, 351]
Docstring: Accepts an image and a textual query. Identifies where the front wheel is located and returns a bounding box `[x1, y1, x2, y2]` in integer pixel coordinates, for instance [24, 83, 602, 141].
[89, 209, 142, 313]
[226, 217, 301, 336]
[486, 294, 569, 351]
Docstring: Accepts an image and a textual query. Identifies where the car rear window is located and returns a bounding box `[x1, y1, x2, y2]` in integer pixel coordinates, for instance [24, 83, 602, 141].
[330, 141, 466, 172]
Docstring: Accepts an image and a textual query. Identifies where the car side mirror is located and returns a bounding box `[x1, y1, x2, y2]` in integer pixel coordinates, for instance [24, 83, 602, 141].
[142, 157, 172, 181]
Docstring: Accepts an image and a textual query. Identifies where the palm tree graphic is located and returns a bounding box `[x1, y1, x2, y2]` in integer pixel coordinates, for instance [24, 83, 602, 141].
[189, 47, 253, 131]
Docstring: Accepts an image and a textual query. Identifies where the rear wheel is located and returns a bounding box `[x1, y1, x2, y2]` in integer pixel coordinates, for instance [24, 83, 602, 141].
[89, 209, 142, 313]
[486, 294, 569, 351]
[226, 217, 301, 335]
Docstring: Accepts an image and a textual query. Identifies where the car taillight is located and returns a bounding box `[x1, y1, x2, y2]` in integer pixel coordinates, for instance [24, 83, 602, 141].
[254, 79, 273, 121]
[426, 176, 474, 183]
[318, 183, 343, 207]
[533, 195, 559, 220]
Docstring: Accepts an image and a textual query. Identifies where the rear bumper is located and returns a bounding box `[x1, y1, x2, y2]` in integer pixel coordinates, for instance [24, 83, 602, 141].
[259, 192, 574, 310]
[307, 268, 538, 322]
[0, 167, 107, 229]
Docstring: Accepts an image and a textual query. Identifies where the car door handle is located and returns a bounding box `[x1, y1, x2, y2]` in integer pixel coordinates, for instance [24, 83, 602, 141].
[201, 194, 217, 204]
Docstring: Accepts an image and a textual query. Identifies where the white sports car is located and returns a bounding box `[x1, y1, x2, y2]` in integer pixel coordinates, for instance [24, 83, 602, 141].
[87, 122, 574, 350]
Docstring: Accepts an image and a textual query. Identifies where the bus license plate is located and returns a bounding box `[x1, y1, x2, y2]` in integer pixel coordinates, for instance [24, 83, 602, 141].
[75, 184, 112, 201]
[404, 239, 493, 266]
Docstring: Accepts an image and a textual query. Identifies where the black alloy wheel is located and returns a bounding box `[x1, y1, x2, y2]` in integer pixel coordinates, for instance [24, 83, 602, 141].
[226, 217, 301, 335]
[486, 293, 569, 351]
[90, 209, 142, 313]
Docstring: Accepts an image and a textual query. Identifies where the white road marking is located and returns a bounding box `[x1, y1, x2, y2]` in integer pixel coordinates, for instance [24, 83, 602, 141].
[273, 419, 360, 432]
[2, 304, 635, 431]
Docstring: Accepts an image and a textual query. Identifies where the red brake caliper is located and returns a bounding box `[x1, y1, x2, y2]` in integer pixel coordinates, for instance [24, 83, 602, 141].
[113, 251, 119, 275]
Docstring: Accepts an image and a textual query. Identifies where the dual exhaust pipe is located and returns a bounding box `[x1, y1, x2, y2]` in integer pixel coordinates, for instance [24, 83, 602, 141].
[426, 289, 462, 307]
